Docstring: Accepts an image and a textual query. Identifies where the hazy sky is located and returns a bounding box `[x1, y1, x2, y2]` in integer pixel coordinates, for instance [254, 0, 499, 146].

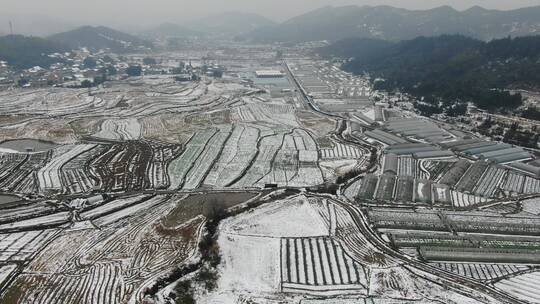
[2, 0, 540, 31]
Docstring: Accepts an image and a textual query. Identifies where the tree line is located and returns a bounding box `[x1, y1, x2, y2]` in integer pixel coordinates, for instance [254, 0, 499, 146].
[321, 35, 540, 113]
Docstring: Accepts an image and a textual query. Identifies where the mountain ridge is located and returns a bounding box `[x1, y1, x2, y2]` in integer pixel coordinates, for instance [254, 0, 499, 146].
[244, 5, 540, 42]
[186, 11, 276, 36]
[48, 25, 152, 52]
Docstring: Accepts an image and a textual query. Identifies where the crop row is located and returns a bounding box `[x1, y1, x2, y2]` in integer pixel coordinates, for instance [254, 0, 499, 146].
[501, 172, 525, 194]
[472, 166, 505, 198]
[422, 160, 456, 181]
[432, 262, 531, 282]
[455, 161, 489, 193]
[1, 196, 203, 303]
[0, 152, 50, 194]
[38, 144, 97, 192]
[281, 237, 367, 287]
[320, 142, 363, 160]
[523, 176, 540, 194]
[450, 191, 489, 208]
[0, 229, 58, 262]
[495, 271, 540, 303]
[397, 156, 416, 177]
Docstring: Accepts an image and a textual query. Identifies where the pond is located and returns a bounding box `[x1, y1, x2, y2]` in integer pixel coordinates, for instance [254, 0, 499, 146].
[161, 192, 259, 228]
[0, 139, 58, 152]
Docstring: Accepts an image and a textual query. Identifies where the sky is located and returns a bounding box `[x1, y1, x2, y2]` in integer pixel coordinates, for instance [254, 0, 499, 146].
[1, 0, 540, 34]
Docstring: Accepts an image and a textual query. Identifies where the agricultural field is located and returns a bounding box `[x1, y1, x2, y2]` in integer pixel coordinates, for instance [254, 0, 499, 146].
[89, 141, 180, 192]
[495, 271, 540, 303]
[0, 194, 212, 304]
[92, 118, 142, 141]
[432, 262, 534, 282]
[198, 194, 486, 303]
[0, 53, 539, 304]
[320, 142, 363, 160]
[281, 237, 369, 294]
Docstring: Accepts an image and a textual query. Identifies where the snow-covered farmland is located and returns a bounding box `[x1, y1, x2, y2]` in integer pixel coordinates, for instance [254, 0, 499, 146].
[495, 271, 540, 303]
[433, 262, 532, 282]
[0, 230, 59, 262]
[0, 195, 203, 304]
[0, 264, 17, 288]
[37, 144, 96, 192]
[320, 142, 363, 160]
[202, 196, 330, 302]
[92, 118, 142, 141]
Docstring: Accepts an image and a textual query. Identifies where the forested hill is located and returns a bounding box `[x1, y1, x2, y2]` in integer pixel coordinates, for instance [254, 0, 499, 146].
[318, 38, 394, 59]
[245, 5, 540, 43]
[186, 12, 276, 36]
[324, 35, 540, 111]
[48, 26, 152, 52]
[0, 35, 68, 69]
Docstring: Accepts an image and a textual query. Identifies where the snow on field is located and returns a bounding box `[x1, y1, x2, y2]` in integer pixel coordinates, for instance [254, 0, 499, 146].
[79, 194, 151, 220]
[216, 235, 281, 294]
[451, 190, 490, 208]
[169, 129, 217, 189]
[369, 266, 488, 304]
[234, 103, 298, 127]
[204, 194, 486, 304]
[320, 159, 358, 177]
[203, 125, 259, 187]
[182, 126, 232, 189]
[320, 142, 363, 159]
[495, 271, 540, 303]
[1, 195, 202, 304]
[522, 198, 540, 215]
[0, 230, 59, 262]
[360, 108, 375, 121]
[37, 144, 96, 192]
[344, 179, 363, 200]
[221, 196, 329, 237]
[0, 212, 69, 231]
[201, 196, 330, 303]
[92, 195, 167, 227]
[93, 118, 142, 140]
[0, 89, 95, 116]
[0, 264, 17, 286]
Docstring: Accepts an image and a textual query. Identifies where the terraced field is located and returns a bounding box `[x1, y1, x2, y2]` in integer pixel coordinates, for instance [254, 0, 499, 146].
[0, 54, 539, 304]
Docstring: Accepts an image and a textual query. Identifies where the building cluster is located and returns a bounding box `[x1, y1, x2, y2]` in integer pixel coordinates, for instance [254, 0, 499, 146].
[0, 50, 210, 89]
